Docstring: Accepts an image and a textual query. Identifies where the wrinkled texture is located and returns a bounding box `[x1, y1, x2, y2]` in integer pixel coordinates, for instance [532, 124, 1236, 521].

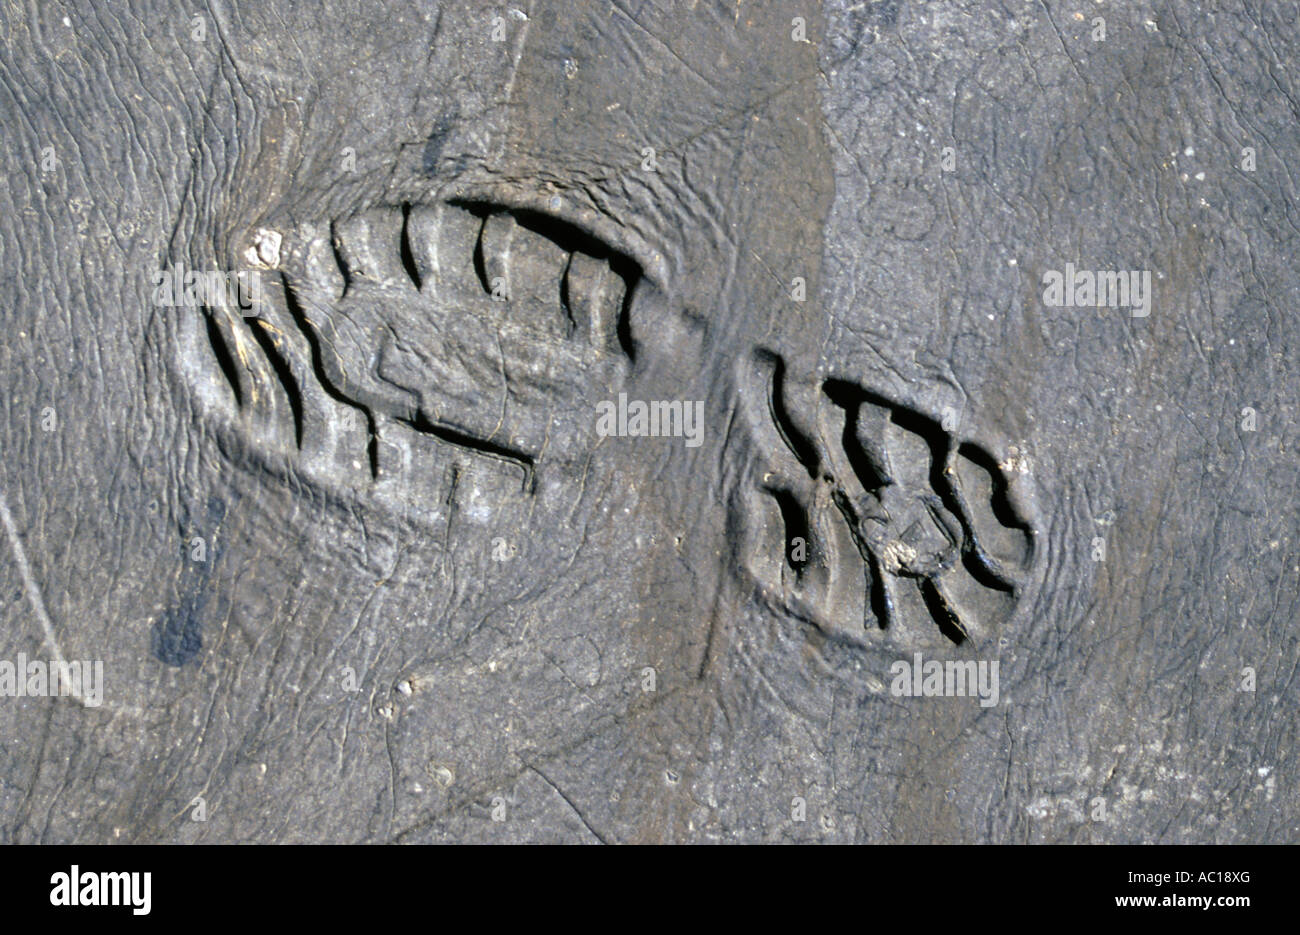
[0, 0, 1295, 843]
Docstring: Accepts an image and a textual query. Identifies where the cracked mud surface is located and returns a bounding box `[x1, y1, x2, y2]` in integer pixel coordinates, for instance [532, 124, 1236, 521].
[1, 0, 1298, 843]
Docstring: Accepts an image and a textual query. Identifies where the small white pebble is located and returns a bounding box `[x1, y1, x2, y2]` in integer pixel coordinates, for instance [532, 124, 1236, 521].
[254, 228, 282, 267]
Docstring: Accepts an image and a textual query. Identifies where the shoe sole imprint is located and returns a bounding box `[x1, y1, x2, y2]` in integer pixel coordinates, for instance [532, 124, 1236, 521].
[731, 348, 1036, 650]
[178, 195, 648, 512]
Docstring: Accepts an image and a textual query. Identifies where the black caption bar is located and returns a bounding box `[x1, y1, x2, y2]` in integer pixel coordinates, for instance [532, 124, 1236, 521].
[0, 844, 1276, 924]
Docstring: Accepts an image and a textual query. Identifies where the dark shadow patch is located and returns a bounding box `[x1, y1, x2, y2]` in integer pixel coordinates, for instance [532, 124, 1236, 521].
[153, 496, 227, 667]
[151, 596, 204, 667]
[399, 201, 422, 290]
[758, 349, 820, 478]
[919, 578, 968, 645]
[203, 312, 244, 409]
[767, 486, 810, 572]
[422, 107, 459, 177]
[396, 411, 535, 494]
